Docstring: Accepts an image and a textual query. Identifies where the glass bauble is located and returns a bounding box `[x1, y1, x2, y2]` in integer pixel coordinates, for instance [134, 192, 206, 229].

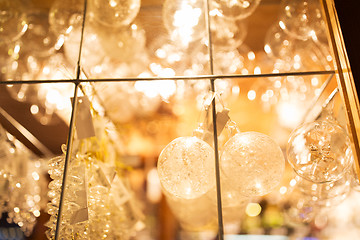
[157, 136, 215, 199]
[221, 131, 285, 197]
[287, 120, 353, 183]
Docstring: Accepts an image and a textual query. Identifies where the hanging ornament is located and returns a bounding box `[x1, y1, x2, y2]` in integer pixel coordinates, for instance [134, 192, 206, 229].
[48, 0, 84, 36]
[64, 23, 106, 70]
[287, 119, 353, 183]
[45, 105, 144, 240]
[0, 0, 27, 44]
[212, 0, 262, 20]
[220, 131, 285, 197]
[210, 9, 248, 52]
[278, 0, 326, 41]
[157, 136, 216, 199]
[20, 9, 59, 58]
[157, 95, 232, 232]
[88, 0, 141, 28]
[96, 22, 146, 63]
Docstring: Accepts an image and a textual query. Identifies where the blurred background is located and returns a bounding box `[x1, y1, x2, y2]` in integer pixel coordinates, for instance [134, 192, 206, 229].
[0, 0, 359, 239]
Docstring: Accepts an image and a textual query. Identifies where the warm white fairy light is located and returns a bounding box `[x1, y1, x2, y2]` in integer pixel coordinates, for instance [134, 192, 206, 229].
[246, 203, 262, 217]
[247, 90, 256, 100]
[248, 51, 256, 60]
[264, 44, 272, 54]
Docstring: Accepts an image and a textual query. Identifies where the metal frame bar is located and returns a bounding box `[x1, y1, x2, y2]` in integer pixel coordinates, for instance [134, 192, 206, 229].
[0, 70, 334, 85]
[204, 0, 224, 237]
[54, 0, 87, 239]
[321, 0, 360, 179]
[54, 83, 79, 240]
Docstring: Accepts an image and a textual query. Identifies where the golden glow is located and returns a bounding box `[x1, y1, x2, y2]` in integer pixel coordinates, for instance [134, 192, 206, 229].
[33, 210, 41, 217]
[34, 195, 41, 203]
[277, 101, 304, 128]
[290, 179, 297, 187]
[32, 172, 40, 181]
[55, 35, 65, 50]
[264, 44, 272, 54]
[14, 44, 20, 54]
[254, 66, 261, 74]
[30, 105, 39, 115]
[279, 186, 287, 195]
[246, 203, 262, 217]
[131, 24, 138, 30]
[247, 90, 256, 101]
[311, 77, 319, 86]
[248, 51, 256, 61]
[172, 4, 202, 45]
[109, 0, 117, 7]
[134, 80, 176, 100]
[9, 147, 15, 154]
[279, 20, 286, 30]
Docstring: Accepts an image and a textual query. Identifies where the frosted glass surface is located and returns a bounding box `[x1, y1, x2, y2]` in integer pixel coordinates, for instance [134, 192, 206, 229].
[157, 136, 215, 199]
[221, 132, 285, 197]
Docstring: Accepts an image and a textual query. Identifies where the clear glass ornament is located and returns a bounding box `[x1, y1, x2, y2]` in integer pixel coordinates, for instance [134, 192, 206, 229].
[64, 23, 105, 70]
[147, 35, 194, 75]
[89, 0, 140, 28]
[210, 10, 248, 51]
[49, 0, 84, 36]
[264, 23, 332, 73]
[88, 186, 112, 239]
[0, 0, 27, 43]
[163, 0, 207, 47]
[157, 136, 215, 199]
[46, 121, 144, 240]
[212, 0, 262, 20]
[220, 131, 285, 197]
[287, 120, 353, 183]
[278, 0, 326, 41]
[159, 131, 218, 233]
[20, 9, 58, 58]
[264, 23, 296, 64]
[46, 155, 91, 240]
[96, 23, 146, 63]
